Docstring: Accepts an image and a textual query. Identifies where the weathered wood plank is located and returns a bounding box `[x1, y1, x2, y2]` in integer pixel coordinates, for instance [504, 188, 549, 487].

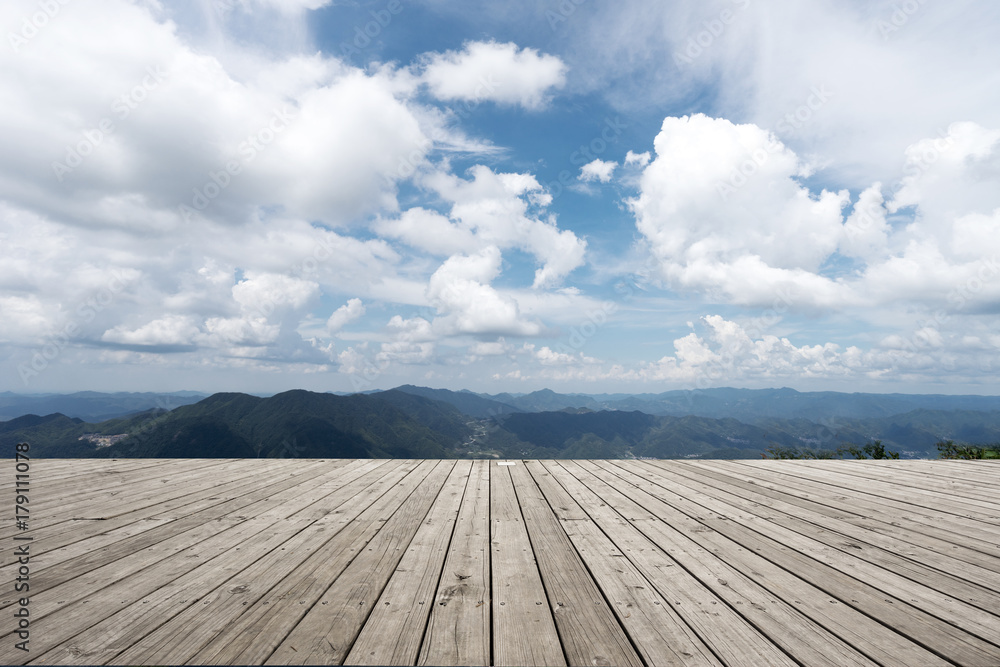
[550, 460, 800, 667]
[0, 460, 345, 585]
[738, 460, 1000, 527]
[29, 459, 234, 510]
[571, 460, 879, 667]
[0, 461, 378, 664]
[792, 460, 1000, 506]
[418, 459, 491, 667]
[635, 461, 1000, 666]
[728, 460, 1000, 554]
[7, 458, 998, 666]
[121, 461, 425, 666]
[659, 461, 1000, 637]
[490, 461, 566, 667]
[0, 459, 308, 572]
[691, 459, 1000, 570]
[602, 461, 951, 666]
[511, 460, 645, 667]
[0, 459, 335, 625]
[346, 460, 472, 665]
[29, 460, 391, 665]
[262, 460, 454, 665]
[682, 460, 1000, 597]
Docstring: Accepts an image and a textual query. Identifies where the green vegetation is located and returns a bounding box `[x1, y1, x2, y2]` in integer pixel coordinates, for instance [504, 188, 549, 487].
[837, 440, 900, 459]
[761, 439, 900, 460]
[3, 391, 466, 459]
[761, 445, 838, 459]
[936, 440, 1000, 459]
[6, 387, 1000, 461]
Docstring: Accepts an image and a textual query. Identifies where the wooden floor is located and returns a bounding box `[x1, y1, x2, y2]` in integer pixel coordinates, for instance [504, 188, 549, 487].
[3, 459, 1000, 666]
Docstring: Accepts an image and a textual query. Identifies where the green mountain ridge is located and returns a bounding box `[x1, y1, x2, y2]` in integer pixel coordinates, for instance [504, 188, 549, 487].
[4, 389, 1000, 460]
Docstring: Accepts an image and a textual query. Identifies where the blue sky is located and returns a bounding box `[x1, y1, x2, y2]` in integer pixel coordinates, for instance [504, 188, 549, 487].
[2, 0, 999, 395]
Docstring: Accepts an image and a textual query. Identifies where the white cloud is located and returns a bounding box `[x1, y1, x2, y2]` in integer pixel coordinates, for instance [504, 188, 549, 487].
[205, 315, 279, 346]
[579, 158, 617, 183]
[630, 115, 1000, 315]
[327, 298, 365, 333]
[336, 342, 370, 375]
[840, 184, 890, 262]
[373, 207, 476, 256]
[420, 41, 567, 110]
[522, 343, 599, 367]
[253, 0, 332, 11]
[416, 165, 587, 289]
[385, 315, 435, 342]
[469, 338, 511, 357]
[231, 272, 319, 313]
[102, 315, 202, 347]
[549, 1, 1000, 190]
[595, 314, 1000, 387]
[376, 340, 435, 365]
[630, 114, 851, 307]
[624, 150, 651, 167]
[0, 2, 439, 231]
[426, 246, 540, 336]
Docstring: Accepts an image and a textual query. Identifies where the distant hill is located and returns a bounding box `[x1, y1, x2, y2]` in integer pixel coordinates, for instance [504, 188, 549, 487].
[478, 388, 602, 413]
[0, 391, 206, 421]
[485, 410, 802, 459]
[2, 390, 470, 459]
[4, 387, 999, 459]
[389, 385, 521, 417]
[478, 386, 1000, 422]
[483, 408, 1000, 459]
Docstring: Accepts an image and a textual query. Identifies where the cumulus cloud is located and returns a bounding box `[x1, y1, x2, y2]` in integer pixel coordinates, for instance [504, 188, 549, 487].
[591, 314, 1000, 387]
[326, 298, 365, 333]
[102, 315, 202, 347]
[469, 338, 512, 357]
[253, 0, 332, 11]
[426, 246, 540, 336]
[630, 114, 851, 306]
[535, 0, 1000, 189]
[624, 150, 651, 167]
[579, 158, 617, 183]
[373, 207, 477, 256]
[420, 41, 567, 109]
[0, 1, 443, 231]
[378, 165, 587, 289]
[630, 115, 1000, 314]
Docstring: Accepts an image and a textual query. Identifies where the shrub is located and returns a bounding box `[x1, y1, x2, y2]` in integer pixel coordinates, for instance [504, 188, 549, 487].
[936, 440, 1000, 459]
[837, 439, 900, 460]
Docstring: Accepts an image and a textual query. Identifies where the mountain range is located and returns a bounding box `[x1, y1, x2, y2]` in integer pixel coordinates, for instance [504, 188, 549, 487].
[3, 385, 1000, 459]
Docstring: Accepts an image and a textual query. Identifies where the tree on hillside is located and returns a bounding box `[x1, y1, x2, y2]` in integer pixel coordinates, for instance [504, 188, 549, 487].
[936, 440, 1000, 459]
[838, 439, 900, 460]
